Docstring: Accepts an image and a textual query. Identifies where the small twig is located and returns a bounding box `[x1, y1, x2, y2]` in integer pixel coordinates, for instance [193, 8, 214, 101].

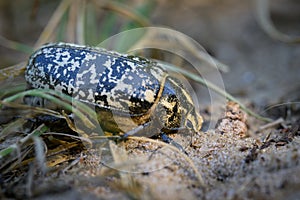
[62, 154, 86, 173]
[44, 132, 92, 145]
[263, 131, 272, 143]
[259, 117, 284, 130]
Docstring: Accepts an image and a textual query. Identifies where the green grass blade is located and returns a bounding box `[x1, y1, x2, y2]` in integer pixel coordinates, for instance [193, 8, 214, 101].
[158, 61, 273, 122]
[1, 89, 98, 129]
[0, 35, 33, 54]
[0, 124, 48, 159]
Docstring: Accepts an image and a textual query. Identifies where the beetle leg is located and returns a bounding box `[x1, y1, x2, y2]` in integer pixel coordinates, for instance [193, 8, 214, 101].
[160, 133, 188, 155]
[36, 115, 63, 122]
[122, 121, 188, 154]
[23, 96, 46, 107]
[24, 114, 73, 134]
[122, 121, 158, 138]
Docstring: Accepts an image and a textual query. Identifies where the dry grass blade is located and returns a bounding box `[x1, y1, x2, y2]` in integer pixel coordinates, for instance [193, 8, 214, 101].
[93, 136, 205, 188]
[107, 141, 145, 199]
[0, 145, 34, 174]
[0, 84, 26, 99]
[0, 124, 48, 159]
[35, 0, 72, 47]
[66, 0, 78, 43]
[157, 60, 273, 123]
[92, 0, 150, 27]
[109, 141, 129, 169]
[65, 0, 86, 44]
[0, 35, 33, 54]
[111, 177, 145, 200]
[0, 62, 26, 81]
[259, 117, 284, 130]
[1, 89, 98, 130]
[45, 141, 80, 167]
[0, 100, 64, 119]
[128, 28, 230, 73]
[85, 3, 98, 45]
[17, 141, 80, 169]
[44, 132, 92, 145]
[32, 136, 47, 173]
[255, 0, 300, 43]
[0, 118, 27, 141]
[61, 110, 91, 139]
[76, 0, 86, 44]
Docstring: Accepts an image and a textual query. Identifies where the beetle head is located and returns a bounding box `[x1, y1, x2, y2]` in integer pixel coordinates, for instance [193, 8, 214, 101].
[158, 77, 203, 133]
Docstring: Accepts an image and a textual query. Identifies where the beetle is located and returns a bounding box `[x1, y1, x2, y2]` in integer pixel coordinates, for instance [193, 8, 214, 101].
[25, 42, 203, 142]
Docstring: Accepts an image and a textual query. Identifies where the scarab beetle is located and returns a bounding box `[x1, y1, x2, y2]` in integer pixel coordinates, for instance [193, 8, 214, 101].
[25, 43, 203, 139]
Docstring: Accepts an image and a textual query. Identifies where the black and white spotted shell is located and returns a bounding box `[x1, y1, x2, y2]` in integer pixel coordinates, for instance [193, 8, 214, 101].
[25, 43, 166, 115]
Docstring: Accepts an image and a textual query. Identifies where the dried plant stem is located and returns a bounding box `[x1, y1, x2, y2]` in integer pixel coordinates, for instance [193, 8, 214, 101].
[76, 0, 86, 44]
[92, 0, 150, 27]
[158, 61, 273, 122]
[0, 62, 26, 81]
[0, 124, 48, 159]
[1, 89, 97, 129]
[35, 0, 72, 47]
[0, 35, 33, 54]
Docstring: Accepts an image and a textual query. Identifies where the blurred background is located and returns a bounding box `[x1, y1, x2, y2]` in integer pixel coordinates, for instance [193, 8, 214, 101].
[0, 0, 299, 106]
